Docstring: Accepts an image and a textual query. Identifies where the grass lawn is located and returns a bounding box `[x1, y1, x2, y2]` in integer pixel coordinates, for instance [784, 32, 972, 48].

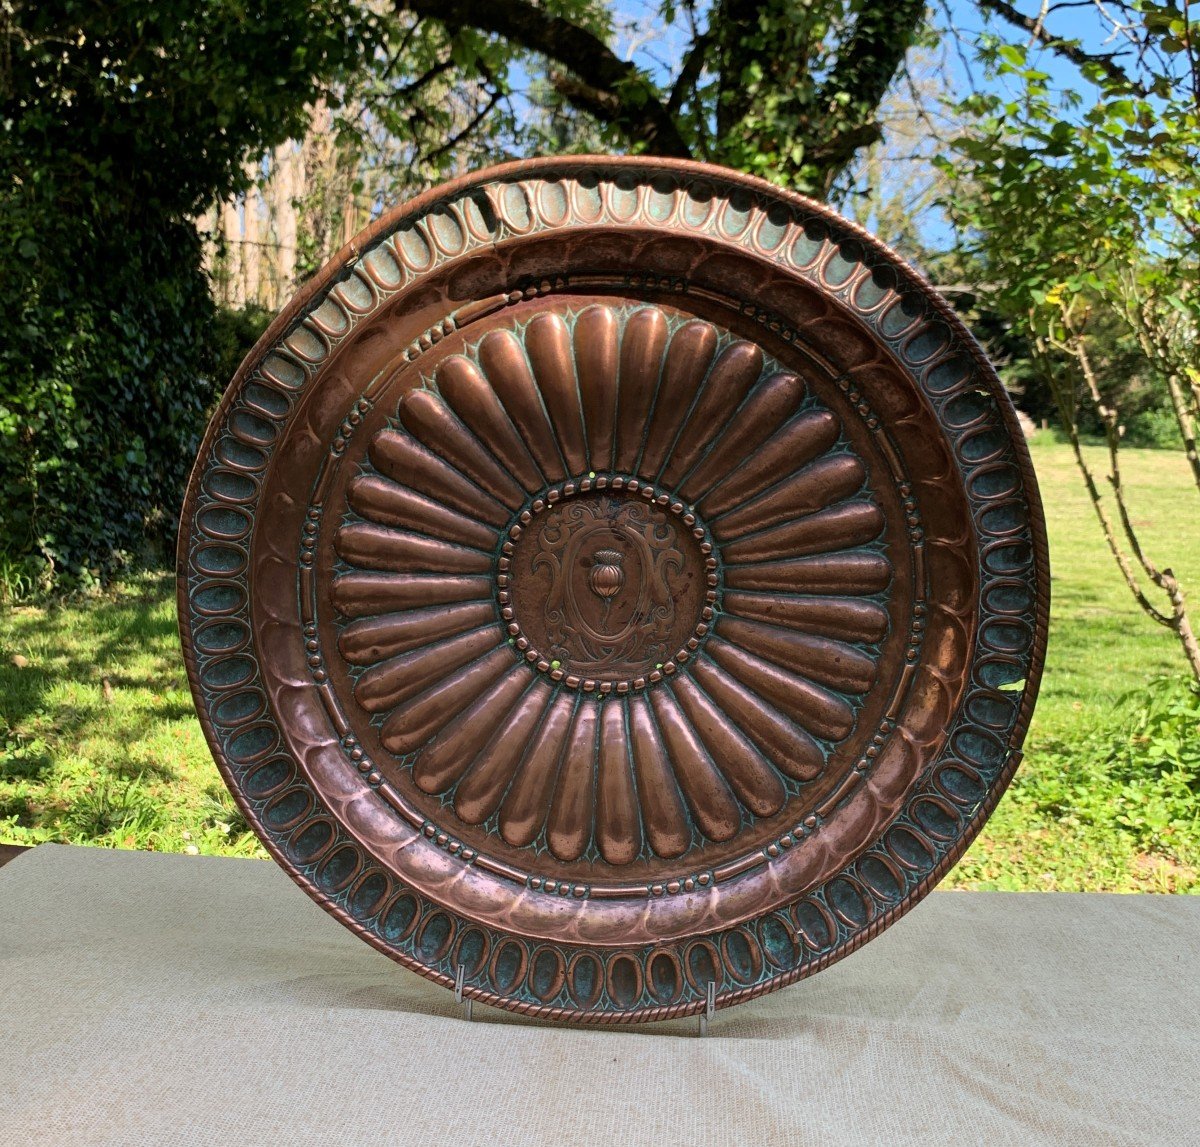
[0, 577, 263, 858]
[2, 435, 1198, 890]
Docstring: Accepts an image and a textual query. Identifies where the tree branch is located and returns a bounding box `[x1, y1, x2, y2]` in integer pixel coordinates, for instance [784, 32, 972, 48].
[420, 89, 502, 167]
[394, 55, 456, 99]
[711, 0, 764, 140]
[1036, 332, 1173, 627]
[818, 0, 927, 113]
[668, 30, 712, 115]
[976, 0, 1148, 94]
[549, 70, 621, 119]
[810, 0, 926, 192]
[394, 0, 691, 157]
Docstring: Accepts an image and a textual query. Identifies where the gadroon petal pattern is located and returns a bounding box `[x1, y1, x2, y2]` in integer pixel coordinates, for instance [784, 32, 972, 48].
[334, 304, 890, 865]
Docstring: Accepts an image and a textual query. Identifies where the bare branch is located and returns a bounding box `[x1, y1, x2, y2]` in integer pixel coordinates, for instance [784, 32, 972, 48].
[1047, 308, 1200, 677]
[419, 89, 502, 167]
[394, 56, 456, 99]
[1036, 332, 1173, 626]
[937, 0, 979, 87]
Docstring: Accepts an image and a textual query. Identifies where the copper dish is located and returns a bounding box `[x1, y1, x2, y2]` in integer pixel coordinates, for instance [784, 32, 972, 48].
[179, 158, 1047, 1023]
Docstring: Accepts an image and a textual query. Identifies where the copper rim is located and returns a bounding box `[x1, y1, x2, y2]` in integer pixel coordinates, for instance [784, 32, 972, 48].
[178, 156, 1049, 1023]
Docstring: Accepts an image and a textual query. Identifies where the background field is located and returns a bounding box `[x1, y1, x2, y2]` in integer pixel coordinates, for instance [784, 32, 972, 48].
[2, 435, 1198, 890]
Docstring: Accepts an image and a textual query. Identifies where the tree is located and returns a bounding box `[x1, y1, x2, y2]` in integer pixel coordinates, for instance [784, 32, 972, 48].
[202, 14, 536, 311]
[5, 0, 1177, 595]
[0, 0, 378, 589]
[390, 0, 929, 198]
[937, 1, 1200, 680]
[383, 0, 1188, 200]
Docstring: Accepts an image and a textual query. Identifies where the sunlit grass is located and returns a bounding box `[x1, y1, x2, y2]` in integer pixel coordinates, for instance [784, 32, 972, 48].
[0, 573, 263, 857]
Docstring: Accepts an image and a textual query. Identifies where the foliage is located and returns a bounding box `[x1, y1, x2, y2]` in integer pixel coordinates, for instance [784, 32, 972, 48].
[210, 303, 274, 394]
[0, 0, 378, 592]
[337, 17, 532, 185]
[0, 212, 216, 592]
[4, 1, 375, 219]
[1125, 399, 1186, 449]
[936, 2, 1200, 679]
[288, 18, 536, 286]
[1036, 677, 1200, 858]
[690, 0, 932, 195]
[382, 2, 1181, 202]
[938, 18, 1200, 365]
[395, 0, 931, 197]
[8, 0, 1186, 595]
[951, 676, 1200, 891]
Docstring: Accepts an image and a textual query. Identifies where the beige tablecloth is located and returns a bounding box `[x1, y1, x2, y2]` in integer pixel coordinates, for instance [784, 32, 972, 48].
[1, 844, 1196, 1145]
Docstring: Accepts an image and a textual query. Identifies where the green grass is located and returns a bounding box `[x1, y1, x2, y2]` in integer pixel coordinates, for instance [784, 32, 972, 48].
[0, 574, 264, 857]
[2, 435, 1198, 889]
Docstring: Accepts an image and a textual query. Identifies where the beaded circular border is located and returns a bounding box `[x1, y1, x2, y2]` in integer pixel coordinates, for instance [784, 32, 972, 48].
[500, 475, 718, 692]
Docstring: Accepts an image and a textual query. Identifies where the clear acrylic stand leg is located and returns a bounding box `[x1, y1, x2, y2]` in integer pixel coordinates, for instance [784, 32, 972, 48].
[454, 962, 474, 1021]
[698, 981, 716, 1036]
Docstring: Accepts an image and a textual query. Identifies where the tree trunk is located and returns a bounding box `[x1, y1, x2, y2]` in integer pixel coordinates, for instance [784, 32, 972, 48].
[271, 142, 301, 300]
[219, 197, 243, 307]
[1042, 322, 1200, 684]
[242, 177, 262, 307]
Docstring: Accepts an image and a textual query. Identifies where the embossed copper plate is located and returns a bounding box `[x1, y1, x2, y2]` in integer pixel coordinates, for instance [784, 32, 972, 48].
[179, 158, 1047, 1023]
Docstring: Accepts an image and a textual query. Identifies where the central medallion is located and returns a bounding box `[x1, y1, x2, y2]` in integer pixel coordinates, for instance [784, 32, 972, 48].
[503, 478, 716, 690]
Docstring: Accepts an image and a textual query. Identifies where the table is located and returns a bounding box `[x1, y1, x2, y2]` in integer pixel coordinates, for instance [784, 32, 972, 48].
[1, 844, 1196, 1145]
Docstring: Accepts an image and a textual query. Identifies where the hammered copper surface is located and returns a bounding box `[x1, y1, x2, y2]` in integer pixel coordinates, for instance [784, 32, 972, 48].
[178, 158, 1048, 1023]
